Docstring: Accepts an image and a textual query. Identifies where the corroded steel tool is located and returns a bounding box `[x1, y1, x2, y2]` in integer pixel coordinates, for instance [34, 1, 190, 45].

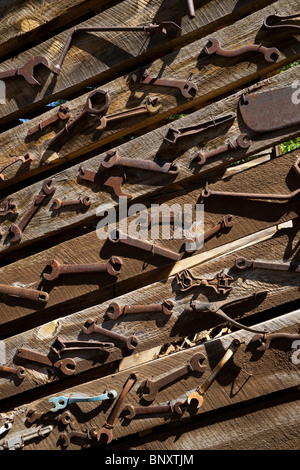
[250, 332, 300, 351]
[53, 196, 91, 210]
[201, 183, 300, 201]
[0, 364, 26, 380]
[60, 428, 98, 448]
[0, 55, 52, 85]
[26, 409, 71, 426]
[184, 214, 234, 253]
[235, 257, 300, 272]
[106, 299, 175, 319]
[1, 425, 53, 450]
[263, 13, 300, 32]
[43, 256, 123, 281]
[203, 38, 280, 63]
[101, 149, 180, 174]
[0, 284, 48, 303]
[176, 269, 234, 294]
[0, 153, 33, 181]
[27, 105, 70, 136]
[82, 319, 138, 350]
[122, 400, 185, 419]
[193, 133, 251, 165]
[15, 347, 77, 376]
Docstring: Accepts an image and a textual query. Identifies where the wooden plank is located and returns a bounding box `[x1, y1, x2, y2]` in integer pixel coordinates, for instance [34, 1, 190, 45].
[0, 0, 281, 125]
[1, 309, 299, 449]
[0, 0, 298, 187]
[1, 64, 300, 254]
[0, 0, 118, 59]
[0, 222, 298, 400]
[0, 149, 298, 333]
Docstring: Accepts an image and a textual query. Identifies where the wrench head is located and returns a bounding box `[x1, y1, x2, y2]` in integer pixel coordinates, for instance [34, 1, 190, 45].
[8, 223, 22, 243]
[16, 366, 26, 380]
[188, 352, 207, 373]
[81, 318, 97, 334]
[145, 96, 162, 114]
[42, 178, 56, 195]
[53, 357, 77, 376]
[43, 259, 61, 281]
[235, 133, 252, 149]
[249, 333, 268, 351]
[53, 199, 63, 210]
[187, 391, 204, 408]
[193, 151, 206, 165]
[263, 47, 280, 63]
[97, 423, 114, 444]
[125, 335, 139, 350]
[161, 299, 175, 316]
[101, 150, 119, 169]
[84, 89, 111, 116]
[106, 256, 123, 276]
[203, 38, 220, 55]
[48, 396, 68, 412]
[121, 403, 136, 419]
[235, 257, 251, 269]
[18, 55, 53, 86]
[222, 214, 234, 228]
[173, 400, 185, 415]
[181, 81, 198, 100]
[106, 302, 124, 320]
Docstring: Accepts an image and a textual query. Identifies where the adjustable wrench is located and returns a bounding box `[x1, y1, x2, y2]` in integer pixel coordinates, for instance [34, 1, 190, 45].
[141, 353, 206, 402]
[8, 178, 56, 243]
[43, 256, 123, 281]
[48, 390, 117, 412]
[82, 318, 138, 350]
[176, 269, 234, 295]
[203, 38, 280, 63]
[1, 425, 53, 450]
[132, 69, 197, 99]
[0, 55, 52, 86]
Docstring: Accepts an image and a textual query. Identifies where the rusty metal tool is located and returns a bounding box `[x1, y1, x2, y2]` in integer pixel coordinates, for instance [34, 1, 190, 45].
[184, 214, 234, 253]
[193, 133, 251, 165]
[43, 256, 123, 281]
[0, 284, 49, 303]
[0, 55, 53, 86]
[0, 364, 26, 380]
[101, 149, 180, 174]
[60, 428, 97, 448]
[48, 89, 110, 146]
[163, 112, 236, 144]
[186, 0, 195, 18]
[78, 165, 130, 198]
[97, 96, 161, 130]
[48, 390, 117, 412]
[187, 292, 268, 334]
[8, 178, 56, 243]
[263, 13, 300, 32]
[53, 195, 91, 210]
[52, 22, 182, 75]
[106, 299, 175, 320]
[15, 347, 77, 376]
[108, 228, 181, 261]
[27, 105, 70, 136]
[235, 257, 300, 273]
[250, 332, 300, 351]
[122, 400, 185, 419]
[176, 269, 234, 295]
[26, 409, 71, 426]
[0, 420, 13, 436]
[141, 353, 206, 403]
[201, 183, 300, 201]
[0, 198, 18, 216]
[97, 371, 139, 443]
[187, 338, 241, 408]
[203, 38, 280, 63]
[82, 318, 138, 350]
[131, 68, 197, 99]
[50, 335, 114, 356]
[0, 152, 34, 181]
[1, 425, 53, 450]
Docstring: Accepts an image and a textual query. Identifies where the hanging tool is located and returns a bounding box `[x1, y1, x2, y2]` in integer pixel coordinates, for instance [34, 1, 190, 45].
[250, 332, 300, 351]
[263, 14, 300, 33]
[176, 269, 234, 294]
[1, 425, 53, 450]
[0, 56, 53, 86]
[0, 153, 34, 181]
[202, 38, 280, 63]
[48, 390, 117, 412]
[27, 105, 70, 136]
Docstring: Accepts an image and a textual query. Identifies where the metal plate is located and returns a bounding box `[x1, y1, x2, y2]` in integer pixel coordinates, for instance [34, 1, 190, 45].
[239, 86, 300, 133]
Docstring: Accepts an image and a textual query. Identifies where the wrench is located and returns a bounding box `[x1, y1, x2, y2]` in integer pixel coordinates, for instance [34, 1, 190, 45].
[15, 347, 76, 376]
[193, 133, 252, 165]
[97, 96, 161, 130]
[0, 284, 49, 303]
[53, 195, 91, 210]
[131, 68, 197, 99]
[27, 105, 70, 136]
[0, 152, 34, 181]
[101, 149, 180, 174]
[97, 372, 139, 444]
[48, 390, 117, 412]
[0, 364, 26, 380]
[60, 428, 97, 448]
[8, 178, 56, 243]
[50, 335, 114, 357]
[106, 299, 175, 320]
[0, 55, 52, 86]
[250, 332, 300, 351]
[1, 425, 53, 450]
[43, 256, 123, 281]
[82, 318, 138, 350]
[201, 184, 300, 201]
[235, 257, 300, 272]
[0, 198, 18, 216]
[184, 214, 234, 253]
[141, 353, 206, 403]
[203, 38, 280, 63]
[78, 165, 130, 199]
[26, 409, 71, 426]
[122, 400, 185, 419]
[176, 269, 234, 295]
[187, 339, 241, 408]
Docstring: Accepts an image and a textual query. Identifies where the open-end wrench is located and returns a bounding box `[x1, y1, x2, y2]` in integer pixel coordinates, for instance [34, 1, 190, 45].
[53, 195, 91, 210]
[250, 332, 300, 351]
[184, 214, 234, 253]
[188, 292, 269, 334]
[141, 353, 206, 403]
[78, 165, 130, 198]
[97, 372, 139, 444]
[122, 400, 185, 419]
[193, 133, 252, 165]
[0, 284, 49, 303]
[0, 152, 34, 181]
[0, 198, 18, 216]
[48, 390, 117, 412]
[201, 183, 300, 201]
[43, 256, 123, 281]
[15, 347, 77, 376]
[27, 105, 70, 136]
[82, 319, 138, 350]
[235, 257, 300, 273]
[60, 428, 97, 448]
[0, 55, 53, 85]
[26, 409, 71, 426]
[97, 96, 161, 130]
[108, 229, 180, 261]
[101, 149, 180, 174]
[8, 178, 56, 243]
[203, 38, 280, 63]
[131, 68, 197, 99]
[48, 89, 110, 146]
[50, 335, 114, 357]
[0, 364, 26, 380]
[106, 299, 175, 320]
